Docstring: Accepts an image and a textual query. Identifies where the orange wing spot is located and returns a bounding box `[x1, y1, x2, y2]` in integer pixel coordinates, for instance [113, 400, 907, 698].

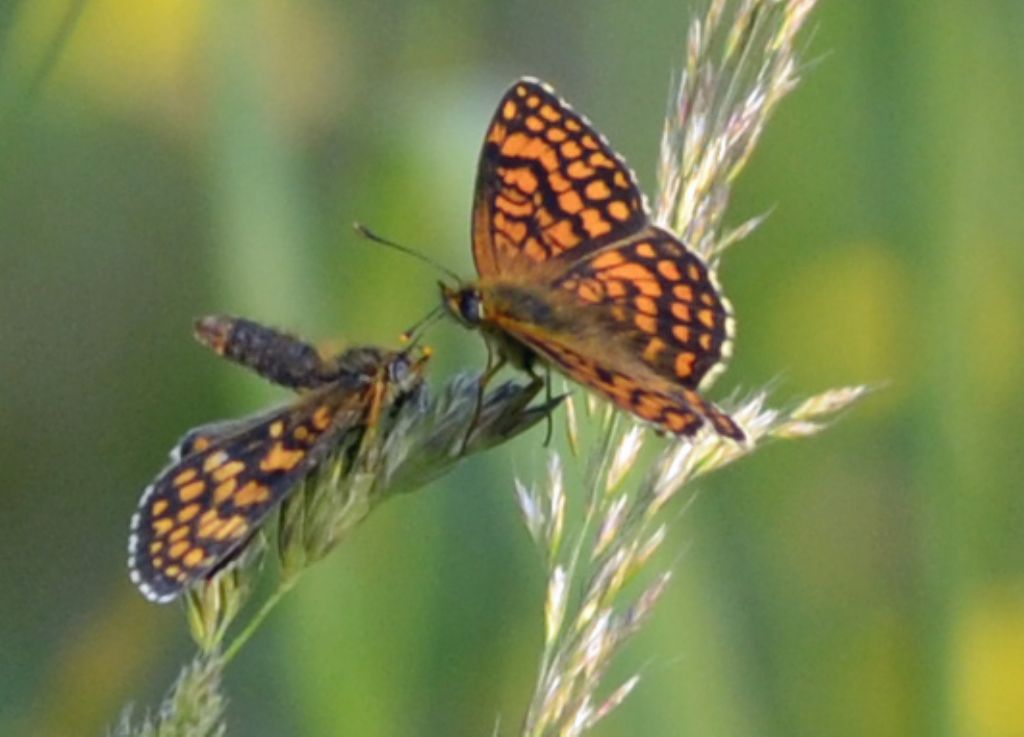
[496, 194, 534, 217]
[687, 263, 703, 281]
[577, 281, 603, 303]
[635, 296, 657, 315]
[269, 421, 284, 438]
[674, 352, 696, 378]
[592, 250, 626, 269]
[605, 279, 626, 298]
[212, 460, 245, 482]
[536, 207, 555, 228]
[673, 325, 692, 343]
[526, 94, 540, 108]
[506, 166, 539, 194]
[191, 437, 211, 452]
[604, 262, 655, 282]
[581, 134, 599, 150]
[567, 160, 595, 179]
[540, 104, 561, 122]
[580, 209, 612, 238]
[665, 410, 700, 434]
[673, 284, 694, 301]
[202, 451, 228, 473]
[173, 468, 197, 486]
[197, 514, 222, 539]
[152, 517, 174, 535]
[152, 556, 165, 569]
[501, 132, 529, 156]
[216, 516, 248, 541]
[312, 405, 333, 431]
[178, 480, 206, 502]
[164, 564, 182, 578]
[588, 151, 613, 167]
[607, 200, 631, 221]
[525, 115, 544, 132]
[539, 148, 559, 172]
[260, 443, 305, 472]
[657, 260, 682, 281]
[546, 219, 581, 249]
[515, 85, 527, 97]
[183, 548, 206, 568]
[636, 314, 658, 334]
[699, 333, 713, 350]
[502, 100, 517, 120]
[294, 425, 310, 442]
[636, 279, 663, 297]
[642, 337, 668, 363]
[585, 180, 611, 200]
[235, 481, 271, 507]
[697, 309, 716, 328]
[700, 292, 717, 306]
[496, 211, 525, 240]
[560, 140, 583, 158]
[506, 219, 530, 244]
[672, 302, 692, 321]
[565, 118, 582, 132]
[634, 242, 656, 259]
[152, 499, 169, 516]
[546, 127, 568, 143]
[169, 540, 191, 559]
[558, 190, 584, 214]
[524, 238, 548, 261]
[149, 541, 164, 554]
[177, 504, 200, 523]
[213, 478, 237, 504]
[613, 172, 628, 188]
[548, 171, 572, 193]
[487, 123, 507, 144]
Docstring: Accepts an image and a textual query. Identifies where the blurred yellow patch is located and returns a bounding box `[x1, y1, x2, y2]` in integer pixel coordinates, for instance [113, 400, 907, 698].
[7, 0, 347, 132]
[959, 251, 1023, 404]
[9, 0, 202, 118]
[955, 586, 1024, 737]
[768, 242, 909, 402]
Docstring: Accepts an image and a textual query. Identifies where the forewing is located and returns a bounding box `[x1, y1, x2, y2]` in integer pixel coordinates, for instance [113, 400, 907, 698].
[553, 226, 734, 391]
[128, 384, 369, 602]
[472, 78, 648, 277]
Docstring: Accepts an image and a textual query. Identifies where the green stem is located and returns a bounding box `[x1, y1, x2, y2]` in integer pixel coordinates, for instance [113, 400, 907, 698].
[222, 578, 295, 665]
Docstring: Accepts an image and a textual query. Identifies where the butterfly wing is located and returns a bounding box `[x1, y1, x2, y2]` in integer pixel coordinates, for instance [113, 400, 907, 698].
[472, 78, 648, 277]
[471, 78, 742, 441]
[128, 382, 370, 602]
[489, 312, 742, 439]
[553, 226, 735, 391]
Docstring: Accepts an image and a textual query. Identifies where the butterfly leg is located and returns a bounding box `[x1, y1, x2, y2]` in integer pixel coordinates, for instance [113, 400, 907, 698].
[460, 343, 507, 454]
[540, 364, 555, 447]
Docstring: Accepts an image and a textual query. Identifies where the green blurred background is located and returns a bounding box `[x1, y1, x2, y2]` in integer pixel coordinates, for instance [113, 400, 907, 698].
[1, 1, 1022, 735]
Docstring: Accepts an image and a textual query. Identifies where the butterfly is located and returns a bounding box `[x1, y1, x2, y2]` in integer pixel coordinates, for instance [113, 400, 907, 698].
[440, 77, 744, 441]
[127, 315, 427, 603]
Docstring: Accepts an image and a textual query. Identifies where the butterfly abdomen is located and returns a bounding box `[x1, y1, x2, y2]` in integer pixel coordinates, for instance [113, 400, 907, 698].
[195, 315, 338, 389]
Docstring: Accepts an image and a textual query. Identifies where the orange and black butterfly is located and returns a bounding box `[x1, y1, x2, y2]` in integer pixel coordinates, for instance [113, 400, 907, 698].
[441, 78, 744, 441]
[127, 316, 427, 603]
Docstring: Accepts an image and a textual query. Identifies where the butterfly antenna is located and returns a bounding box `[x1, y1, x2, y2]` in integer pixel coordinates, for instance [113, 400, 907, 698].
[353, 222, 461, 283]
[400, 304, 445, 344]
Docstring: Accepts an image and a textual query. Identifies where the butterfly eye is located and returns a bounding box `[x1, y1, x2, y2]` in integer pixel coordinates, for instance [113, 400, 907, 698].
[458, 290, 484, 324]
[388, 355, 410, 384]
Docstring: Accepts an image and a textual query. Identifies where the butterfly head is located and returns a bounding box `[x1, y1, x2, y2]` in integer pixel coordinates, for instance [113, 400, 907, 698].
[440, 282, 485, 329]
